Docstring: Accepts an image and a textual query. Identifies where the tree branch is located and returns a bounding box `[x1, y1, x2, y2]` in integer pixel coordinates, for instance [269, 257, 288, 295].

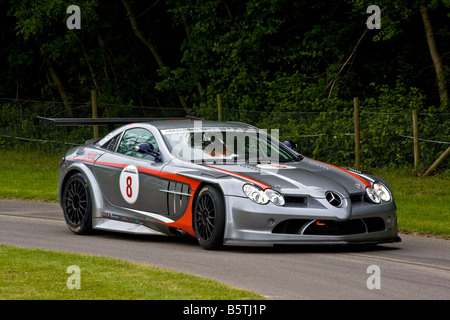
[324, 28, 368, 99]
[121, 0, 189, 112]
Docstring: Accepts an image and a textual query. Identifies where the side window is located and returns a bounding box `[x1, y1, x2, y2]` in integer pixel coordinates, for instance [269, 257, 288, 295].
[117, 128, 159, 160]
[101, 133, 122, 152]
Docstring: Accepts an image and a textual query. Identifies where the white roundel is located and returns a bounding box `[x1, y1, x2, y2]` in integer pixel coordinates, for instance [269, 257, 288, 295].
[119, 165, 139, 204]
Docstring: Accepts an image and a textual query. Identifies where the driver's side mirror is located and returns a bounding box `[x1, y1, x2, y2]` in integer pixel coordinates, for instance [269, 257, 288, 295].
[135, 143, 162, 162]
[283, 140, 297, 151]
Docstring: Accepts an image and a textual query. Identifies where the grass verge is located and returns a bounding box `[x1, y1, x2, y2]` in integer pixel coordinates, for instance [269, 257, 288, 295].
[0, 245, 264, 300]
[0, 149, 60, 201]
[373, 169, 450, 238]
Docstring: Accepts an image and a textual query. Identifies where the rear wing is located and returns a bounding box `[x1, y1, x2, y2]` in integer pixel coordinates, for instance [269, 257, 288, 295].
[34, 116, 201, 129]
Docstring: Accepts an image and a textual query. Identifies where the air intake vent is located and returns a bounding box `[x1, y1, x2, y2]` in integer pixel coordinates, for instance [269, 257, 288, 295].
[304, 220, 366, 235]
[284, 196, 308, 207]
[271, 218, 386, 236]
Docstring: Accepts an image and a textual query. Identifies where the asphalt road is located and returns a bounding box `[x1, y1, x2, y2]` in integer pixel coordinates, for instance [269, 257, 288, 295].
[0, 199, 449, 300]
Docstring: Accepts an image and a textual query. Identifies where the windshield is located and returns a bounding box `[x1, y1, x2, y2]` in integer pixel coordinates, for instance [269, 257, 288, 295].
[161, 126, 301, 164]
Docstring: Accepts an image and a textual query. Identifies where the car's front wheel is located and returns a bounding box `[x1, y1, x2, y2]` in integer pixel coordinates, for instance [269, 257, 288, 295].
[193, 185, 225, 250]
[62, 172, 93, 234]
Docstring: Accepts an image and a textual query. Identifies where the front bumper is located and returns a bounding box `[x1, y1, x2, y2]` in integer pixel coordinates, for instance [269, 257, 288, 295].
[223, 195, 400, 246]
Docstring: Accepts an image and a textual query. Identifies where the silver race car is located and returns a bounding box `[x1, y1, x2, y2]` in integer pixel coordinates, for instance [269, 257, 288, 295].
[53, 119, 400, 249]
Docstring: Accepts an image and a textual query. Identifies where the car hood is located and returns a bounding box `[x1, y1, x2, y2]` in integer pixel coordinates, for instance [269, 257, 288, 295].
[200, 158, 371, 199]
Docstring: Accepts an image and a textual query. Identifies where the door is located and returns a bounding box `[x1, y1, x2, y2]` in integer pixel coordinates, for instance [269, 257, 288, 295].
[94, 127, 168, 216]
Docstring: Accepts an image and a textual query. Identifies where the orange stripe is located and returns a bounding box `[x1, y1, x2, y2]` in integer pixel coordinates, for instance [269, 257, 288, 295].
[69, 157, 201, 235]
[70, 158, 202, 189]
[96, 161, 127, 168]
[158, 190, 197, 237]
[66, 157, 96, 163]
[314, 160, 371, 188]
[201, 164, 271, 190]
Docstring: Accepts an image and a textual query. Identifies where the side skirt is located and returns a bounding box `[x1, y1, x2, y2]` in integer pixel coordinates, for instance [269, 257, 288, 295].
[93, 218, 168, 236]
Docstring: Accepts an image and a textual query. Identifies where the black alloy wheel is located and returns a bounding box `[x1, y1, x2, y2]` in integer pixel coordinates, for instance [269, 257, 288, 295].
[193, 185, 225, 250]
[62, 172, 92, 234]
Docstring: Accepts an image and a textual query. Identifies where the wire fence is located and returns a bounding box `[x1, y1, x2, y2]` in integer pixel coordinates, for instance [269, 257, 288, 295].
[1, 97, 449, 172]
[218, 109, 449, 171]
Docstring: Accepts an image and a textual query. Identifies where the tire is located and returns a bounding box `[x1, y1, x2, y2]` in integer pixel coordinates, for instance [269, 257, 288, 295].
[62, 172, 93, 234]
[193, 185, 225, 250]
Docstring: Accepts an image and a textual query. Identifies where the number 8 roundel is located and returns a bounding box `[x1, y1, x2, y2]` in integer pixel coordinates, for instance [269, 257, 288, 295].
[119, 165, 139, 204]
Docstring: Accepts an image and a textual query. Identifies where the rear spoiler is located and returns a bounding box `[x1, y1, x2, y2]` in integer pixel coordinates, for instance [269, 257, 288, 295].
[34, 116, 202, 129]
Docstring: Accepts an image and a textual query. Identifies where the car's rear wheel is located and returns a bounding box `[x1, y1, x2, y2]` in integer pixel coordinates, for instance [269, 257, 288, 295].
[62, 172, 92, 234]
[193, 185, 225, 250]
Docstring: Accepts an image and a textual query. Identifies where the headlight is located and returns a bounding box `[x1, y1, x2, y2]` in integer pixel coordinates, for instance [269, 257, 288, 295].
[265, 188, 285, 206]
[365, 187, 381, 204]
[243, 184, 269, 204]
[242, 184, 285, 206]
[373, 182, 391, 202]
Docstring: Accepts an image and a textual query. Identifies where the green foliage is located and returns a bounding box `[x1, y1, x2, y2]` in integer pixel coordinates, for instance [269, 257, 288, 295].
[160, 0, 449, 113]
[1, 0, 449, 110]
[362, 80, 427, 112]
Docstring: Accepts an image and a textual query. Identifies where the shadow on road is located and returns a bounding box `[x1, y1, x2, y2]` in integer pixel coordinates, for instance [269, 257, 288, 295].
[83, 228, 401, 254]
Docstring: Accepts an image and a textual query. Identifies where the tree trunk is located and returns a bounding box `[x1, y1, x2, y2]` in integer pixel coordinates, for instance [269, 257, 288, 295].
[121, 0, 190, 113]
[72, 31, 100, 95]
[420, 3, 449, 107]
[181, 13, 204, 96]
[47, 63, 74, 117]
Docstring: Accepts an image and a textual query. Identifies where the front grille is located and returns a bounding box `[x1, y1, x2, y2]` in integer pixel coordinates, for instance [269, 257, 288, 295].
[272, 219, 310, 234]
[304, 219, 366, 235]
[272, 217, 386, 236]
